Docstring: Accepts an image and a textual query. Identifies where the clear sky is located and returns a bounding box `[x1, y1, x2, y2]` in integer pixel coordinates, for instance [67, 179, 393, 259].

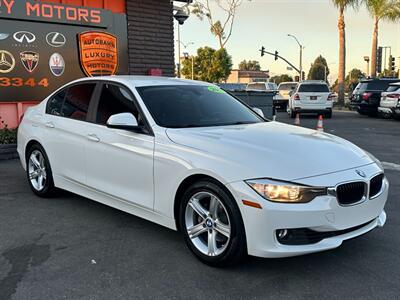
[175, 0, 400, 82]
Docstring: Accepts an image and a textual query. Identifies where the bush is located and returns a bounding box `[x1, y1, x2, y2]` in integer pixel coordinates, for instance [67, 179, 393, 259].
[0, 127, 18, 144]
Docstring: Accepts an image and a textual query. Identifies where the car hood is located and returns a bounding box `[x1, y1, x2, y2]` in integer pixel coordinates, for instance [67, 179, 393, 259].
[166, 122, 374, 182]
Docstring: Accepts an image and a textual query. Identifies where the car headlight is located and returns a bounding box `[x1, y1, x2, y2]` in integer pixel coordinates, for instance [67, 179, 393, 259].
[246, 179, 327, 203]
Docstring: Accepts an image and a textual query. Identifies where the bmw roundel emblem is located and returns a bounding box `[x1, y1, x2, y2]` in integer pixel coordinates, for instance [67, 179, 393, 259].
[356, 169, 366, 178]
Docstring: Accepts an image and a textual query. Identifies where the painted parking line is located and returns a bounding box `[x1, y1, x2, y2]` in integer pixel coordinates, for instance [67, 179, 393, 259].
[382, 162, 400, 172]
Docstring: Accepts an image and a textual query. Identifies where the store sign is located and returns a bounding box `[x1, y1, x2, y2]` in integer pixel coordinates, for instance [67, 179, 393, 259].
[78, 31, 118, 77]
[0, 0, 128, 102]
[0, 0, 108, 28]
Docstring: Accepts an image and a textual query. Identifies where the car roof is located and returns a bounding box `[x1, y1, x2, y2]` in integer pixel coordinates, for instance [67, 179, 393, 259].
[299, 80, 327, 85]
[360, 78, 400, 83]
[67, 75, 212, 88]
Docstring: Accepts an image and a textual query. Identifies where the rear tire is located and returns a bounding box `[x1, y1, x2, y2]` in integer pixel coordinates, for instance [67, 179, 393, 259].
[26, 144, 57, 197]
[179, 180, 247, 267]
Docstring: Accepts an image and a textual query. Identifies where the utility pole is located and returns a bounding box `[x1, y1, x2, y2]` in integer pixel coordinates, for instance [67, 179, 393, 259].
[364, 56, 370, 77]
[177, 24, 181, 78]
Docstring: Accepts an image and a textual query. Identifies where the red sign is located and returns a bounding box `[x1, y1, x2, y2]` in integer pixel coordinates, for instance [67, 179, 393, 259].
[78, 31, 118, 77]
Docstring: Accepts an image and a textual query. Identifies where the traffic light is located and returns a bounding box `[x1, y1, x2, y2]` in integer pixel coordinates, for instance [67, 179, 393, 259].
[376, 47, 383, 73]
[274, 51, 279, 61]
[389, 55, 395, 72]
[260, 46, 265, 57]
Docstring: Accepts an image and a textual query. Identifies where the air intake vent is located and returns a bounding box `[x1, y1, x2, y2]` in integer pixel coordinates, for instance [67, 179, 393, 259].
[336, 182, 366, 205]
[370, 174, 384, 198]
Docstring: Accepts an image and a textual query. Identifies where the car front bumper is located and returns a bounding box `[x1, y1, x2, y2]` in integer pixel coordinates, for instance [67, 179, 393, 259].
[227, 163, 388, 258]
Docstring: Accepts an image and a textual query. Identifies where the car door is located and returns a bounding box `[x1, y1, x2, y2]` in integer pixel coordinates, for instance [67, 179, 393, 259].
[84, 82, 155, 210]
[43, 82, 97, 184]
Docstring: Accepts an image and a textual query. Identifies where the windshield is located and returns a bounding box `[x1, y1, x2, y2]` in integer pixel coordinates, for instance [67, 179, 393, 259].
[298, 84, 329, 93]
[137, 85, 264, 128]
[247, 83, 266, 90]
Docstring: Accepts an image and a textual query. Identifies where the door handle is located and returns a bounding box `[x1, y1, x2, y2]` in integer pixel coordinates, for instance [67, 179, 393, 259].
[87, 134, 100, 142]
[45, 122, 55, 128]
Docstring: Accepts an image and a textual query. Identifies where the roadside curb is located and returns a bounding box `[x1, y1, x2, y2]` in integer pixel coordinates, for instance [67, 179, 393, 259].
[0, 144, 19, 161]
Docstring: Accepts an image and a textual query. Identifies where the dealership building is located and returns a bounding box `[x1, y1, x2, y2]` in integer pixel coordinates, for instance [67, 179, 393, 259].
[0, 0, 188, 128]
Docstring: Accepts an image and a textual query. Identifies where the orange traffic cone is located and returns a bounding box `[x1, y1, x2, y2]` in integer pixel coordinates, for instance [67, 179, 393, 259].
[295, 113, 300, 126]
[317, 115, 324, 132]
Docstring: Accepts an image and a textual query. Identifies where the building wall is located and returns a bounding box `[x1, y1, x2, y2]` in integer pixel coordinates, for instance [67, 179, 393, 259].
[126, 0, 175, 77]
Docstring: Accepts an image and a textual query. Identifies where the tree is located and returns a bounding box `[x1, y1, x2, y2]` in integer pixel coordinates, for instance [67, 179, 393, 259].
[238, 60, 261, 71]
[332, 0, 360, 106]
[270, 74, 294, 85]
[307, 55, 330, 82]
[365, 0, 400, 77]
[181, 46, 233, 83]
[192, 0, 247, 49]
[346, 68, 365, 93]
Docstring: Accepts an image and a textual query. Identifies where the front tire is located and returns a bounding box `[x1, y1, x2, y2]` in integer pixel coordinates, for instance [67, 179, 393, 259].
[179, 180, 246, 267]
[26, 144, 57, 197]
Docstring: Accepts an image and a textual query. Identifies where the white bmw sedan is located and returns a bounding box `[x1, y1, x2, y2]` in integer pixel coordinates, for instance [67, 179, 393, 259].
[18, 76, 388, 266]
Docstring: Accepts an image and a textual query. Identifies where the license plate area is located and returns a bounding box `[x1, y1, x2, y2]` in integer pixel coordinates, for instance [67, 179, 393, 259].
[310, 96, 317, 100]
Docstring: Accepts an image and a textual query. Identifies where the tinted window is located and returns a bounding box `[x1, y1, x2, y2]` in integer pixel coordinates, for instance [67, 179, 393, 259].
[62, 84, 96, 121]
[355, 80, 400, 93]
[47, 89, 66, 116]
[386, 85, 400, 93]
[137, 85, 263, 128]
[298, 84, 329, 93]
[96, 84, 142, 125]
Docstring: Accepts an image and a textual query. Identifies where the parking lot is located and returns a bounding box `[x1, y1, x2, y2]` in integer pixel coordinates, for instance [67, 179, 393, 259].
[0, 111, 399, 300]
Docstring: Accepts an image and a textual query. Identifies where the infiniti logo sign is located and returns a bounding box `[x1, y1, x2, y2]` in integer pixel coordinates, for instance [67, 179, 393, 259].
[13, 31, 36, 44]
[356, 170, 366, 178]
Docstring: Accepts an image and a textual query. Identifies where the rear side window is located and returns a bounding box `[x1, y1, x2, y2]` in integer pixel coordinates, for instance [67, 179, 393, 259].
[47, 89, 66, 116]
[298, 84, 329, 93]
[62, 84, 96, 121]
[386, 85, 400, 93]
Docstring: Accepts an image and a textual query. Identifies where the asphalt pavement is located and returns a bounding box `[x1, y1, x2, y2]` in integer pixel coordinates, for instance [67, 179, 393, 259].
[0, 111, 399, 300]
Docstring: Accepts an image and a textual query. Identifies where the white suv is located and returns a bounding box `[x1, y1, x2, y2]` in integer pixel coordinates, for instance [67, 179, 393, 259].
[287, 81, 333, 118]
[379, 82, 400, 119]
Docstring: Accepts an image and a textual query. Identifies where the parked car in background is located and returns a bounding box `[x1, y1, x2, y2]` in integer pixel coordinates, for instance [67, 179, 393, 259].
[350, 78, 400, 117]
[273, 82, 298, 110]
[218, 83, 246, 92]
[246, 82, 278, 92]
[378, 82, 400, 119]
[287, 81, 333, 118]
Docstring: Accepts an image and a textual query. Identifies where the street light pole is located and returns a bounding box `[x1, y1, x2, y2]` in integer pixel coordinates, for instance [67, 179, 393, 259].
[288, 34, 304, 81]
[177, 24, 181, 78]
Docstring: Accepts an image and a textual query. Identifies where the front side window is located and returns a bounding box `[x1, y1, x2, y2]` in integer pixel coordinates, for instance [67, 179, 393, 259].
[62, 84, 96, 121]
[137, 85, 263, 128]
[95, 84, 142, 126]
[47, 89, 66, 116]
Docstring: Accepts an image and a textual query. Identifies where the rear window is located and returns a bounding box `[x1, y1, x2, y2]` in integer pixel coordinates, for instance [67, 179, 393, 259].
[386, 85, 400, 93]
[279, 83, 297, 91]
[247, 83, 266, 91]
[298, 84, 329, 93]
[355, 80, 399, 93]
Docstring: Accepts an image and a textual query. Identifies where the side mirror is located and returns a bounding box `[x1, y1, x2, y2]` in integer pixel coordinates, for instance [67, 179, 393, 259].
[252, 107, 264, 118]
[106, 113, 139, 131]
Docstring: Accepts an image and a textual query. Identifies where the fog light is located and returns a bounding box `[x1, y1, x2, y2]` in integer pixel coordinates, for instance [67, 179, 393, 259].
[277, 229, 288, 239]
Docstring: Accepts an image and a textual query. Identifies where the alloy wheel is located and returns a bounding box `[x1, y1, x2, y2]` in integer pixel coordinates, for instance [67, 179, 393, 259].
[28, 150, 47, 191]
[185, 191, 231, 257]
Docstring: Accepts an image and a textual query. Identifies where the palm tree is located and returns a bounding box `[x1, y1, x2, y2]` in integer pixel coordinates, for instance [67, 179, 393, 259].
[332, 0, 360, 106]
[365, 0, 400, 77]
